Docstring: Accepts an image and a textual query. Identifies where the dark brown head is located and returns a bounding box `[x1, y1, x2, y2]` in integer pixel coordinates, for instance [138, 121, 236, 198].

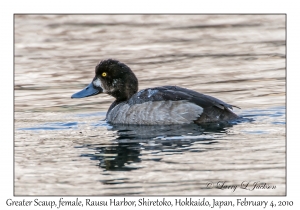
[71, 59, 138, 101]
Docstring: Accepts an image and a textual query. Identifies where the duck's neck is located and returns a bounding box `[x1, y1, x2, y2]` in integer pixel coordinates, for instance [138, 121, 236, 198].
[111, 76, 138, 101]
[108, 87, 135, 102]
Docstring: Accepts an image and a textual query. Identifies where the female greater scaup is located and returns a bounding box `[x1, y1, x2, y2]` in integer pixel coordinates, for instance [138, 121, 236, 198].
[71, 59, 240, 125]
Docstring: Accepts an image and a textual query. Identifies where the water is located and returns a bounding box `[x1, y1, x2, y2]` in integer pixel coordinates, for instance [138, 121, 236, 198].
[14, 15, 285, 195]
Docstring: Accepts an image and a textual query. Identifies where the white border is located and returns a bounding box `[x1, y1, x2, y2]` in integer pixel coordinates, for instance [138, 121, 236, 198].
[2, 0, 298, 209]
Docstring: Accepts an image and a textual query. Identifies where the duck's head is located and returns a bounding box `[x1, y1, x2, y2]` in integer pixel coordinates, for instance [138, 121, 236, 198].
[71, 59, 138, 101]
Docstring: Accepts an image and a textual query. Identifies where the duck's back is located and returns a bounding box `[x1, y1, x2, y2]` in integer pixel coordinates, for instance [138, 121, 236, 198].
[106, 86, 239, 125]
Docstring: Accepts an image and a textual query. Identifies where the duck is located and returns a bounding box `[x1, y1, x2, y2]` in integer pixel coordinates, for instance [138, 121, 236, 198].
[71, 59, 240, 125]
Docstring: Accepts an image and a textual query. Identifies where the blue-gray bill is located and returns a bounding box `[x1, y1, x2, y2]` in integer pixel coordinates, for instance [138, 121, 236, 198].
[71, 82, 102, 98]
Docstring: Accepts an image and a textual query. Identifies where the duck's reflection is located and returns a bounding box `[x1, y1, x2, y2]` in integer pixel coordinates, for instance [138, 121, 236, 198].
[80, 122, 233, 171]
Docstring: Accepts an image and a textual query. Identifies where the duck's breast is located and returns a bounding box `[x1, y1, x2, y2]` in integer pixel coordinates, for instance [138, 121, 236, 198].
[106, 100, 203, 125]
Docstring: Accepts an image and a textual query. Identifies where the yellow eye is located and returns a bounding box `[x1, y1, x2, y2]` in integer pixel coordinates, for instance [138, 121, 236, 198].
[102, 72, 107, 77]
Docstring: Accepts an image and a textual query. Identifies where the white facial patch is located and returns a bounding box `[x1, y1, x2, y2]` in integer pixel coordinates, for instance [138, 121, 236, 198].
[93, 78, 106, 92]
